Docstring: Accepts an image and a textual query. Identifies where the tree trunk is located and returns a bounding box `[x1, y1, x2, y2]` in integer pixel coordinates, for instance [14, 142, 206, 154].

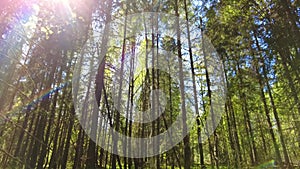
[174, 0, 191, 168]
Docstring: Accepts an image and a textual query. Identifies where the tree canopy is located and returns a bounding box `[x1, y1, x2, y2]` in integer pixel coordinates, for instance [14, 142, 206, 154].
[0, 0, 299, 168]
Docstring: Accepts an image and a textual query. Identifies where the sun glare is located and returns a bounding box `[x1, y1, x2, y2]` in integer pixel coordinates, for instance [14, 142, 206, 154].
[53, 0, 70, 5]
[50, 0, 75, 18]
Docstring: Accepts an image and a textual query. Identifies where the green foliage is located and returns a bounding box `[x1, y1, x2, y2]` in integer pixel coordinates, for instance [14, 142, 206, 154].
[0, 0, 299, 168]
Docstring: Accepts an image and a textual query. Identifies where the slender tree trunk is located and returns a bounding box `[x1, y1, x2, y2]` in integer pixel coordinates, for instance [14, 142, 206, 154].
[30, 55, 56, 168]
[256, 62, 282, 164]
[222, 55, 242, 168]
[86, 53, 99, 169]
[174, 0, 191, 168]
[111, 11, 128, 169]
[184, 1, 205, 168]
[61, 103, 75, 169]
[86, 0, 113, 167]
[14, 88, 36, 157]
[200, 17, 219, 168]
[253, 32, 291, 166]
[236, 61, 257, 165]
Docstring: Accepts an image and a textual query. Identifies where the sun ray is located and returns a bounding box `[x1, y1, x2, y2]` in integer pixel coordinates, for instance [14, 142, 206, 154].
[43, 0, 75, 19]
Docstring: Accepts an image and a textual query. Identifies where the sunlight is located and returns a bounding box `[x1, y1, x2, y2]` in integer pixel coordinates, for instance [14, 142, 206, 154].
[43, 0, 75, 18]
[55, 0, 74, 16]
[54, 0, 71, 11]
[53, 0, 70, 5]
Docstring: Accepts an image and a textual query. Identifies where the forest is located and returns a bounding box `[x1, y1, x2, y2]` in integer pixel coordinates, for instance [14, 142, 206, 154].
[0, 0, 300, 168]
